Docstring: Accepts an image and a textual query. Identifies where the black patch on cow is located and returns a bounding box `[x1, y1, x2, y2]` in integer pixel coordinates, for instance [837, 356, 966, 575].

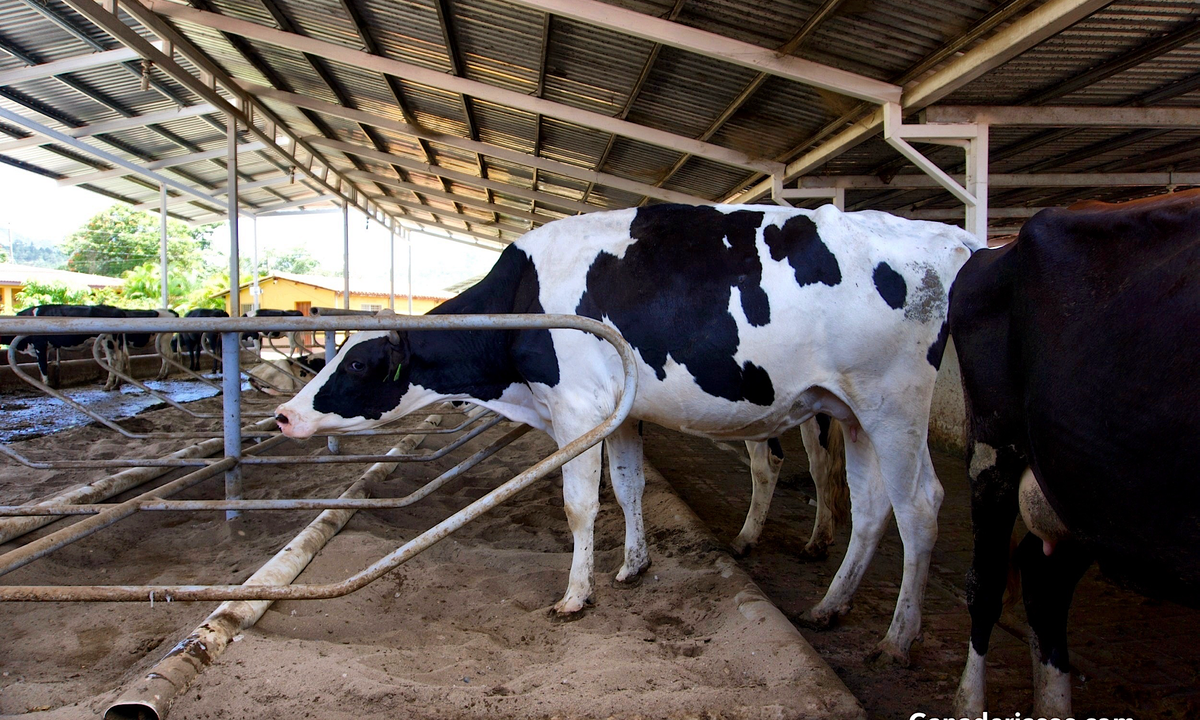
[574, 204, 775, 405]
[314, 246, 560, 419]
[767, 437, 783, 461]
[763, 214, 841, 289]
[873, 262, 907, 309]
[927, 320, 950, 370]
[815, 413, 832, 449]
[313, 336, 410, 420]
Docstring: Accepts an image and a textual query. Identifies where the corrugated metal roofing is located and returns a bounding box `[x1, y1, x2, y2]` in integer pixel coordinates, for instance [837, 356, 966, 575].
[1, 0, 1199, 242]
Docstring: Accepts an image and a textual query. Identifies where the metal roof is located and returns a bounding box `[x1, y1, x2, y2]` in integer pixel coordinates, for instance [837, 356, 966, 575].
[1, 0, 1198, 243]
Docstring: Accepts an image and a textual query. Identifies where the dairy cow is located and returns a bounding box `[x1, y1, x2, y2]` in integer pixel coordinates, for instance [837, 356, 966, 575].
[104, 308, 178, 389]
[4, 304, 127, 388]
[951, 191, 1200, 717]
[275, 203, 980, 661]
[248, 355, 326, 395]
[179, 308, 228, 373]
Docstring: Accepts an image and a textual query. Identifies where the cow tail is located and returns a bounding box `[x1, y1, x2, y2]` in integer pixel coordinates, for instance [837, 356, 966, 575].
[821, 418, 850, 527]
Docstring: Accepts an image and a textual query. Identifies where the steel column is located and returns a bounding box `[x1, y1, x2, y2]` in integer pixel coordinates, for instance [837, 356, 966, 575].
[342, 201, 350, 310]
[325, 330, 340, 455]
[225, 111, 242, 519]
[407, 228, 414, 316]
[159, 183, 169, 308]
[389, 224, 396, 311]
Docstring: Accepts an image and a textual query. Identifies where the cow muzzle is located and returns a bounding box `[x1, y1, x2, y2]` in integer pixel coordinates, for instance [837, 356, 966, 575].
[273, 406, 315, 439]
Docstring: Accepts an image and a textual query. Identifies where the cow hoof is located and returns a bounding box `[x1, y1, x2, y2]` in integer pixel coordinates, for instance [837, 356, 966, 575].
[614, 557, 651, 585]
[797, 606, 843, 631]
[798, 542, 830, 561]
[866, 640, 910, 667]
[611, 572, 643, 589]
[729, 538, 753, 558]
[549, 598, 592, 622]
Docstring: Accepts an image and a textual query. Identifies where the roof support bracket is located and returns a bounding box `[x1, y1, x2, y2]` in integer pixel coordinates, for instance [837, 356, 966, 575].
[882, 102, 989, 240]
[770, 175, 845, 210]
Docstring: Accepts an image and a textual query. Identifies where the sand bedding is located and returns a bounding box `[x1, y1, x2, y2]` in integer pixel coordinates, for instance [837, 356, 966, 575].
[0, 397, 859, 719]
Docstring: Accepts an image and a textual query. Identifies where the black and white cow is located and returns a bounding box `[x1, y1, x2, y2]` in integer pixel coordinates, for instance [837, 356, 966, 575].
[243, 309, 306, 356]
[247, 355, 326, 395]
[104, 308, 178, 390]
[275, 203, 980, 661]
[5, 304, 127, 388]
[179, 308, 228, 373]
[951, 191, 1200, 717]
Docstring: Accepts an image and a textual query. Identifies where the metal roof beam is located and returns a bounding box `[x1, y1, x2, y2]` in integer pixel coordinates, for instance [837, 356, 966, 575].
[252, 194, 339, 216]
[372, 196, 529, 234]
[352, 174, 557, 224]
[727, 0, 1111, 202]
[798, 172, 1200, 188]
[313, 135, 711, 206]
[142, 0, 782, 176]
[502, 0, 900, 105]
[0, 104, 217, 153]
[59, 142, 268, 187]
[0, 45, 157, 85]
[397, 221, 507, 250]
[244, 82, 712, 206]
[331, 156, 598, 215]
[926, 105, 1200, 127]
[132, 174, 295, 210]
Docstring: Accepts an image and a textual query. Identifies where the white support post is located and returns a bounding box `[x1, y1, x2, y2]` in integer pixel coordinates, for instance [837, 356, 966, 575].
[407, 228, 413, 316]
[159, 183, 169, 308]
[882, 102, 989, 242]
[251, 216, 260, 312]
[389, 224, 396, 311]
[223, 111, 242, 521]
[342, 201, 350, 310]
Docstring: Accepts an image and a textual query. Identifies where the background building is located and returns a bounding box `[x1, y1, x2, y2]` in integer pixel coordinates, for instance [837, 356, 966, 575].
[0, 263, 123, 314]
[216, 272, 454, 316]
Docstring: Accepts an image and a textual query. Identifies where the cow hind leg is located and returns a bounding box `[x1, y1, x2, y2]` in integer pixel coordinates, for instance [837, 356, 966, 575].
[554, 440, 604, 615]
[730, 438, 783, 556]
[954, 443, 1023, 716]
[1017, 532, 1092, 719]
[801, 428, 891, 630]
[605, 420, 650, 584]
[869, 442, 943, 666]
[799, 415, 849, 559]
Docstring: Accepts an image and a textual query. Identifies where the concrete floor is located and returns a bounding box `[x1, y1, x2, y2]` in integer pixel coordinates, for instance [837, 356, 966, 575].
[642, 424, 1200, 720]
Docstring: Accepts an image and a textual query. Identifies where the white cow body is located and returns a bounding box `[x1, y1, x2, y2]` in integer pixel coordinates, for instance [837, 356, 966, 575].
[276, 203, 980, 662]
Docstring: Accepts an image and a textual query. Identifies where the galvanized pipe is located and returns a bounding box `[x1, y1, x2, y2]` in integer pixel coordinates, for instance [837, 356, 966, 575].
[0, 314, 639, 602]
[91, 334, 219, 419]
[324, 329, 339, 455]
[0, 435, 289, 579]
[153, 334, 223, 390]
[0, 418, 281, 542]
[221, 330, 242, 520]
[0, 424, 530, 516]
[102, 415, 444, 720]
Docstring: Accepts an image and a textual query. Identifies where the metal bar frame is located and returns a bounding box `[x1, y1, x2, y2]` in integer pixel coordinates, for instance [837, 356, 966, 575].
[0, 312, 638, 602]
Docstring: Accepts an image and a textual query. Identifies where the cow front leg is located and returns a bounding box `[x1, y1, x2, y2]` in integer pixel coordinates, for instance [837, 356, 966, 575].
[555, 442, 603, 615]
[802, 429, 891, 630]
[799, 415, 848, 559]
[1016, 533, 1091, 719]
[730, 438, 783, 556]
[605, 420, 650, 583]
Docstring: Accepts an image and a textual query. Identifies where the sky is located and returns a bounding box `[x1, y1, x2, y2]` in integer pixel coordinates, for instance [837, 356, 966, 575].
[0, 163, 502, 295]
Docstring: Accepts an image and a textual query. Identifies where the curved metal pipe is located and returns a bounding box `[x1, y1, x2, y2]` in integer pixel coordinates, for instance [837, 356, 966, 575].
[103, 415, 445, 720]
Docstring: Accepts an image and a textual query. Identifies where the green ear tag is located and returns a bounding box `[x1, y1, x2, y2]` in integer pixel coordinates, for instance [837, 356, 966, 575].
[392, 363, 403, 382]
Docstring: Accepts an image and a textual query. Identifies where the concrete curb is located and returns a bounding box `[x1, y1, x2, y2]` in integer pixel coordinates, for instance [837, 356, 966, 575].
[644, 462, 867, 720]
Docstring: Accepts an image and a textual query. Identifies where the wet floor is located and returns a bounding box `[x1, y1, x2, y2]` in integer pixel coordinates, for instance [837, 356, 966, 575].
[0, 378, 224, 442]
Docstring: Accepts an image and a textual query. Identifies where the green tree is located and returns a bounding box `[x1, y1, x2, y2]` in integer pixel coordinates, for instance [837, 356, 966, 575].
[14, 280, 93, 310]
[63, 204, 216, 277]
[262, 247, 323, 275]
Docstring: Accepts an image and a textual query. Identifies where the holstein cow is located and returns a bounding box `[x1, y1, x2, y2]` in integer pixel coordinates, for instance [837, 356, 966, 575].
[104, 308, 178, 390]
[179, 308, 228, 373]
[951, 191, 1200, 717]
[275, 203, 980, 661]
[247, 355, 326, 395]
[243, 309, 306, 357]
[6, 304, 127, 388]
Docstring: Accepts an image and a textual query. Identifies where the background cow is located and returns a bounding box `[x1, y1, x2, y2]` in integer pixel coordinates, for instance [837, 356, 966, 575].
[4, 304, 126, 388]
[275, 203, 980, 663]
[247, 355, 326, 395]
[950, 190, 1200, 717]
[179, 308, 228, 373]
[103, 308, 178, 390]
[243, 309, 306, 357]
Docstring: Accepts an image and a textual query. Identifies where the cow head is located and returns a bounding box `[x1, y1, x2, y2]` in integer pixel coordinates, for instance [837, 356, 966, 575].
[273, 330, 446, 438]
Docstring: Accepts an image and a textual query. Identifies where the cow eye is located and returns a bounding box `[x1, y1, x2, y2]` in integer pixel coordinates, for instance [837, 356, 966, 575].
[348, 360, 366, 373]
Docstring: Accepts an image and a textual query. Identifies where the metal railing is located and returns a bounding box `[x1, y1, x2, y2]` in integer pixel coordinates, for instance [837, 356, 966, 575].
[0, 312, 638, 603]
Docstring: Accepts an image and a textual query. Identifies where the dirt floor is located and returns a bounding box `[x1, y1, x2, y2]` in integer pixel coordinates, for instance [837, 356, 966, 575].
[0, 396, 859, 720]
[642, 425, 1200, 720]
